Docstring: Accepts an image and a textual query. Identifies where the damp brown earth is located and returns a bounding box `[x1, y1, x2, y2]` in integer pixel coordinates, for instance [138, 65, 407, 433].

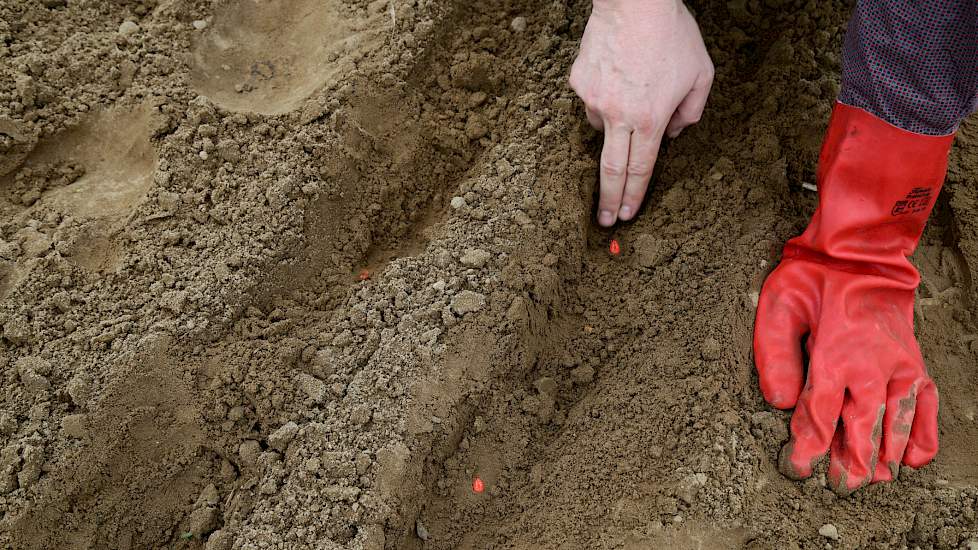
[2, 1, 978, 549]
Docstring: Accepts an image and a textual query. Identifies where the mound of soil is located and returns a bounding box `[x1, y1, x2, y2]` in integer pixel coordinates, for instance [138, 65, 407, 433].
[1, 0, 977, 549]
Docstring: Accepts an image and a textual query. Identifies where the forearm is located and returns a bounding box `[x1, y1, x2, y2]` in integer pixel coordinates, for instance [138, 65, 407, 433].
[839, 0, 978, 135]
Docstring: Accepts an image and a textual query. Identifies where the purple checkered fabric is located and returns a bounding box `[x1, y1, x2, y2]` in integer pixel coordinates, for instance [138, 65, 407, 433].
[839, 0, 978, 136]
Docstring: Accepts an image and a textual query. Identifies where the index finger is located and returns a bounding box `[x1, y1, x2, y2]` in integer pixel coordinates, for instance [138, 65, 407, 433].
[598, 125, 631, 227]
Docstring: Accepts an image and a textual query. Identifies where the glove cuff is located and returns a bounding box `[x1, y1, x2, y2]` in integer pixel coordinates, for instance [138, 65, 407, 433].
[783, 102, 954, 284]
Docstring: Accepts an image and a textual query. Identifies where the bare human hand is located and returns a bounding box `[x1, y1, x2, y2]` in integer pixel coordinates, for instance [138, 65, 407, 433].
[570, 0, 714, 226]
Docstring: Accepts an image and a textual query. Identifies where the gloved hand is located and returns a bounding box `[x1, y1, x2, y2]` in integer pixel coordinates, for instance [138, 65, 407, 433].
[569, 0, 713, 227]
[754, 103, 953, 495]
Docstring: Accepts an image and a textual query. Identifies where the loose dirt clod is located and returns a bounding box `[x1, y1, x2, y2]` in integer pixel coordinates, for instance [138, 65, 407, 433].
[61, 414, 87, 439]
[16, 357, 50, 395]
[450, 290, 486, 315]
[268, 421, 299, 452]
[188, 505, 220, 536]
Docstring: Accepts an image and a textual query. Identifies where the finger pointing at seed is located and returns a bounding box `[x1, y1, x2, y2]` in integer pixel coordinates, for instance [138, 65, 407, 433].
[598, 126, 631, 227]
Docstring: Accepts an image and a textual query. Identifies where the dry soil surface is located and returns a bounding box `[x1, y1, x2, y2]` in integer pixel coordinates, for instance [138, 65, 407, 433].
[2, 0, 978, 549]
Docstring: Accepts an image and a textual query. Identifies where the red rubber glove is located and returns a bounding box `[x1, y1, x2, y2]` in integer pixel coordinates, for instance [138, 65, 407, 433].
[754, 102, 953, 495]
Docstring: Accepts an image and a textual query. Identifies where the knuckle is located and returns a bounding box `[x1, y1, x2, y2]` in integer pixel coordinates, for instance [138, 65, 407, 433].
[704, 63, 716, 81]
[582, 95, 603, 112]
[568, 62, 582, 81]
[568, 74, 582, 93]
[600, 160, 626, 177]
[626, 161, 653, 178]
[596, 103, 622, 122]
[632, 117, 655, 133]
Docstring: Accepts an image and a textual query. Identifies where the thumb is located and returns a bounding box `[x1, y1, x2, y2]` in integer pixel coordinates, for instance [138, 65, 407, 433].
[754, 272, 809, 409]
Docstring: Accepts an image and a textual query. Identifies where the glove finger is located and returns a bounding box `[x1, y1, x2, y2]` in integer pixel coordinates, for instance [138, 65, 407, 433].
[903, 379, 939, 468]
[778, 373, 844, 480]
[754, 273, 809, 409]
[873, 378, 917, 483]
[828, 385, 885, 495]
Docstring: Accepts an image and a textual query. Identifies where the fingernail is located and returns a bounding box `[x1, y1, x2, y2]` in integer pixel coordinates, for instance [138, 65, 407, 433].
[598, 210, 615, 226]
[619, 205, 632, 220]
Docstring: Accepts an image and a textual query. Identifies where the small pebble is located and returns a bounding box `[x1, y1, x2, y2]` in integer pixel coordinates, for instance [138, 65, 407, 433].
[118, 21, 139, 35]
[818, 523, 839, 541]
[460, 248, 491, 268]
[416, 519, 430, 541]
[450, 196, 467, 209]
[192, 19, 208, 30]
[510, 16, 527, 32]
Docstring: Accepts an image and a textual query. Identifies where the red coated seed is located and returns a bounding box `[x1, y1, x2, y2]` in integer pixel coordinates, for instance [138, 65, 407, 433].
[609, 239, 621, 256]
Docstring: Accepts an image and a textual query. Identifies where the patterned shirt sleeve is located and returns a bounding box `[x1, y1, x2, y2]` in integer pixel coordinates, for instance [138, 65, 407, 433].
[839, 0, 978, 136]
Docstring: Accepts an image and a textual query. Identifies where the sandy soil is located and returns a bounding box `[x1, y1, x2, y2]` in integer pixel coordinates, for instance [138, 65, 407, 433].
[1, 0, 978, 549]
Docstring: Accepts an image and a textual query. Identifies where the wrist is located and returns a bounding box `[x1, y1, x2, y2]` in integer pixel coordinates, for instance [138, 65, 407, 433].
[591, 0, 683, 16]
